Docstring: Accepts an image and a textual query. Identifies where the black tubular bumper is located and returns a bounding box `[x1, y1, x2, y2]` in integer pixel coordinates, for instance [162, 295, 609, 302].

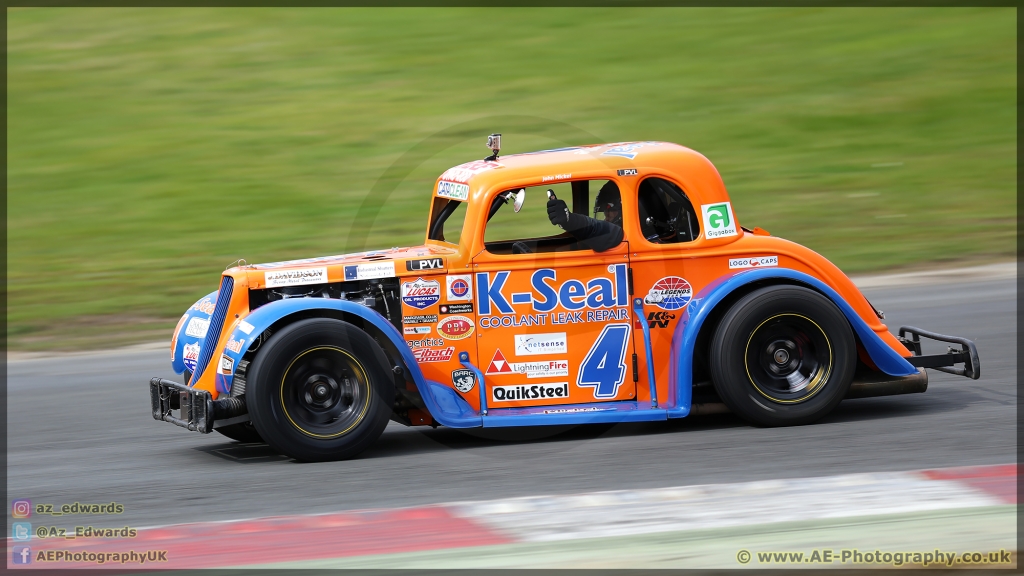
[898, 326, 980, 380]
[150, 378, 248, 434]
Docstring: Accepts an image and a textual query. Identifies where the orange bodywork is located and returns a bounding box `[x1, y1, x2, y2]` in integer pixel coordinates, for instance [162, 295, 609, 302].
[190, 141, 910, 412]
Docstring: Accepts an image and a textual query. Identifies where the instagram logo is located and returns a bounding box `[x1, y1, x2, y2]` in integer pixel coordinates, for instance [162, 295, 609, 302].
[12, 499, 31, 518]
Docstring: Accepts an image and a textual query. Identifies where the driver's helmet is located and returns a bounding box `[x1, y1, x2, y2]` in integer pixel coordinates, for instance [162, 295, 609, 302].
[593, 181, 622, 225]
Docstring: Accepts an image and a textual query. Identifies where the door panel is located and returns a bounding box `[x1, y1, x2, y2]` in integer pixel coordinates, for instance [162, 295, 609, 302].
[473, 246, 636, 408]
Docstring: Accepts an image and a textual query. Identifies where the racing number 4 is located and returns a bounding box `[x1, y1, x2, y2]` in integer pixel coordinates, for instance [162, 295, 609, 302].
[578, 324, 631, 398]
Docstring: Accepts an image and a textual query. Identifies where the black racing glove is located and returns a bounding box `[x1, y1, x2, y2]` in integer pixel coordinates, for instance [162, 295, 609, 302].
[547, 198, 570, 228]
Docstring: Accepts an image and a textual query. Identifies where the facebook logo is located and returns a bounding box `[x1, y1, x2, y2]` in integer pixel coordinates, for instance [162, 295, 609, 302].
[12, 546, 32, 565]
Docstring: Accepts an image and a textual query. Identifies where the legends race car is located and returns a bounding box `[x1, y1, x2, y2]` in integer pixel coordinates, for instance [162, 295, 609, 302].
[150, 137, 980, 461]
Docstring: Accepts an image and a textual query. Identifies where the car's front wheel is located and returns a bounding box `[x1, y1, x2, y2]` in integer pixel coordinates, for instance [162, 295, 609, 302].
[246, 318, 393, 461]
[710, 285, 856, 426]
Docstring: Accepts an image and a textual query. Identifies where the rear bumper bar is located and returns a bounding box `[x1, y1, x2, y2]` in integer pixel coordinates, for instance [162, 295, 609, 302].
[898, 326, 980, 380]
[150, 377, 248, 434]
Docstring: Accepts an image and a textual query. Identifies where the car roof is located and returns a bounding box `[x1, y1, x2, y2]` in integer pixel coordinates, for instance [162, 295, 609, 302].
[436, 141, 728, 204]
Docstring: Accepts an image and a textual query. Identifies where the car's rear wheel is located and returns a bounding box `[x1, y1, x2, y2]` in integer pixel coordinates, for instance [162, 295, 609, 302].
[246, 318, 393, 461]
[710, 285, 856, 426]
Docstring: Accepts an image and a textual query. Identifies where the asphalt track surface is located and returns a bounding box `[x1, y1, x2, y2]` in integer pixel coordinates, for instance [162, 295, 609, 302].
[7, 275, 1016, 529]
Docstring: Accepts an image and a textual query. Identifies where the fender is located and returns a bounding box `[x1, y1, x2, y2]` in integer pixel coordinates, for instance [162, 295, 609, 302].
[666, 268, 917, 419]
[219, 298, 482, 428]
[171, 290, 219, 376]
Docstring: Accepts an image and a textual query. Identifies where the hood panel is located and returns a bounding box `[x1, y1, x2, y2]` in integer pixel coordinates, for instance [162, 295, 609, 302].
[245, 245, 457, 288]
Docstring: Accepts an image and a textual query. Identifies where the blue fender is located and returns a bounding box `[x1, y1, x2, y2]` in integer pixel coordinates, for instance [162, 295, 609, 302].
[218, 298, 482, 428]
[171, 290, 219, 376]
[666, 268, 917, 419]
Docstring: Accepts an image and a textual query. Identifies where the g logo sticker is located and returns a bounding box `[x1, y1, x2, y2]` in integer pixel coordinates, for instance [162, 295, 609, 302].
[701, 202, 738, 238]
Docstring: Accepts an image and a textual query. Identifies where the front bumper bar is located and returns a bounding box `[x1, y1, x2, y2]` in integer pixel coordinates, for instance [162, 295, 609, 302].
[898, 326, 980, 380]
[150, 378, 249, 434]
[150, 378, 214, 433]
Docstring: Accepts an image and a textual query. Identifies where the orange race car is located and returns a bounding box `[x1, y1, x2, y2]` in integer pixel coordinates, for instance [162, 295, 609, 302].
[151, 136, 980, 461]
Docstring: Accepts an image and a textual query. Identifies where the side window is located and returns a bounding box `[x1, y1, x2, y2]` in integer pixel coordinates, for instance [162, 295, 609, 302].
[483, 180, 617, 255]
[636, 177, 699, 244]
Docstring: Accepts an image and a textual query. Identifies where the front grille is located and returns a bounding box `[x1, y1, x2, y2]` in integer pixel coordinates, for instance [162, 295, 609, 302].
[190, 276, 234, 386]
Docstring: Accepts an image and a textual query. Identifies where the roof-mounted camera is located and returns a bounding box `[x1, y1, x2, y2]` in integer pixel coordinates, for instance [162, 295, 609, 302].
[484, 133, 501, 161]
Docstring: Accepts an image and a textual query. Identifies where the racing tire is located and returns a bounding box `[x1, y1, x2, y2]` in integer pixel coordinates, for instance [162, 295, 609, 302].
[215, 422, 264, 444]
[246, 318, 393, 462]
[710, 285, 856, 427]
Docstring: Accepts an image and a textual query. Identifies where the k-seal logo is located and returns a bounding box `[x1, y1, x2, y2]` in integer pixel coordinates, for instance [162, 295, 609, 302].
[406, 258, 444, 272]
[701, 202, 738, 238]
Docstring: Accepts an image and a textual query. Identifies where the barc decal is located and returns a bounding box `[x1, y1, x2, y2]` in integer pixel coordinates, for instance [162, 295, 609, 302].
[451, 369, 476, 393]
[437, 315, 474, 340]
[185, 317, 210, 338]
[406, 258, 444, 271]
[491, 382, 569, 402]
[413, 347, 454, 363]
[446, 275, 473, 301]
[701, 202, 738, 238]
[514, 332, 567, 356]
[402, 278, 441, 310]
[265, 267, 328, 288]
[644, 276, 692, 310]
[729, 256, 779, 269]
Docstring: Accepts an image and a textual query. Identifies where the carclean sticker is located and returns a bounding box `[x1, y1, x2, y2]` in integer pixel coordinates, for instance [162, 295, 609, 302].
[701, 202, 738, 238]
[265, 267, 328, 288]
[728, 256, 779, 269]
[437, 181, 470, 201]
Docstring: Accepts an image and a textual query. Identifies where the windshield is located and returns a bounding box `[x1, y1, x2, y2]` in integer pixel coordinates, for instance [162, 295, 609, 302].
[427, 197, 466, 244]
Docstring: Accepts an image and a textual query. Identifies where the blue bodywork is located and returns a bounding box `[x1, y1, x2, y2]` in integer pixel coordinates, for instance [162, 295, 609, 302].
[171, 290, 219, 376]
[190, 268, 915, 428]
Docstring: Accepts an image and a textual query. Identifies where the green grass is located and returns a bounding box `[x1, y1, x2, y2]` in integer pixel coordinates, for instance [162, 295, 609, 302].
[8, 8, 1016, 350]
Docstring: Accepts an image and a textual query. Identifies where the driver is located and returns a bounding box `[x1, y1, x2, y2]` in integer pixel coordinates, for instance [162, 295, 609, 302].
[546, 181, 624, 252]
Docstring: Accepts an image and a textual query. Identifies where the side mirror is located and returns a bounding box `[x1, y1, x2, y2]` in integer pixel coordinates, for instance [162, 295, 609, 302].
[513, 189, 526, 213]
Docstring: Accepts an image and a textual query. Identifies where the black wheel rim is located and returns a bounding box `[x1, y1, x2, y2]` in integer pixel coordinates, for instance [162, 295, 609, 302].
[744, 313, 833, 403]
[279, 346, 372, 438]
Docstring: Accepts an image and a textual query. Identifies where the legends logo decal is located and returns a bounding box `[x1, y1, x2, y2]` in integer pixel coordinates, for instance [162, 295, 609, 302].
[644, 276, 692, 311]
